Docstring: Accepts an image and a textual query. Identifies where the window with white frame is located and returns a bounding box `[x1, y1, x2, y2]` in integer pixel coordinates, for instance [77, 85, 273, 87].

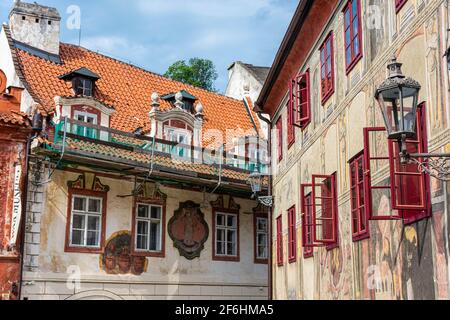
[70, 195, 103, 248]
[74, 110, 98, 139]
[165, 127, 191, 158]
[256, 217, 268, 260]
[215, 212, 238, 257]
[135, 204, 162, 252]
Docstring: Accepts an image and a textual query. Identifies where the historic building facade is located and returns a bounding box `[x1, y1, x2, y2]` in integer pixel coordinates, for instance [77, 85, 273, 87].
[0, 1, 269, 300]
[256, 0, 450, 300]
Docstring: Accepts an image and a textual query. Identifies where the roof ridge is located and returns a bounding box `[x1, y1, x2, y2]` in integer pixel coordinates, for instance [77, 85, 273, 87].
[60, 42, 246, 104]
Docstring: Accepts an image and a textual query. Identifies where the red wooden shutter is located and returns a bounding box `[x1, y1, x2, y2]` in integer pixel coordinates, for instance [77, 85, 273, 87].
[288, 207, 297, 263]
[363, 127, 401, 220]
[287, 81, 295, 147]
[311, 174, 338, 245]
[276, 216, 283, 266]
[276, 118, 283, 162]
[301, 185, 314, 258]
[294, 70, 311, 129]
[349, 153, 369, 240]
[389, 103, 431, 224]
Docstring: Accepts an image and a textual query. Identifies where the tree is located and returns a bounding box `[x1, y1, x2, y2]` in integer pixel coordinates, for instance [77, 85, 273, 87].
[164, 58, 218, 92]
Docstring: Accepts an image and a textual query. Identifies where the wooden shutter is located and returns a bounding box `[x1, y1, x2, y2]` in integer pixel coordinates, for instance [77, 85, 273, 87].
[276, 216, 283, 266]
[389, 103, 431, 224]
[294, 70, 311, 129]
[363, 127, 402, 220]
[311, 174, 338, 245]
[288, 207, 297, 262]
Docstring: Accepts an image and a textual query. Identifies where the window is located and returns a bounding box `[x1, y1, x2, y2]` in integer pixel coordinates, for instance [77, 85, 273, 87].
[135, 204, 162, 252]
[292, 70, 311, 130]
[214, 211, 239, 260]
[74, 110, 98, 139]
[165, 127, 191, 158]
[395, 0, 408, 13]
[320, 32, 335, 104]
[301, 190, 314, 258]
[300, 174, 339, 249]
[287, 93, 295, 148]
[276, 215, 283, 266]
[254, 216, 269, 263]
[363, 103, 431, 224]
[276, 118, 283, 162]
[349, 152, 369, 241]
[343, 0, 362, 73]
[287, 206, 297, 263]
[69, 195, 103, 248]
[73, 78, 93, 97]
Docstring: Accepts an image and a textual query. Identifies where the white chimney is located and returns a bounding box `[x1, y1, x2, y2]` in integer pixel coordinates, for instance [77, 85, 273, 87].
[9, 0, 61, 55]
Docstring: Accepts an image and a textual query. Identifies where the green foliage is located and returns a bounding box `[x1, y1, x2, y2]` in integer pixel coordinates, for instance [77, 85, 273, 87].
[164, 58, 218, 92]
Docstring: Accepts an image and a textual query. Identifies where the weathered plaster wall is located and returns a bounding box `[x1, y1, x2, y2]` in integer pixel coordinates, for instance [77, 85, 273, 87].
[271, 0, 450, 300]
[21, 169, 268, 300]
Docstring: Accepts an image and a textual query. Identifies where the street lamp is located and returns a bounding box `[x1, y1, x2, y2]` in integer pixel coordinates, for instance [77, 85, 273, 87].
[375, 56, 450, 181]
[248, 169, 273, 207]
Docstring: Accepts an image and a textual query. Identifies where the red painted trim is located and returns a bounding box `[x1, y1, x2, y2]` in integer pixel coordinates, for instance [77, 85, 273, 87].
[131, 197, 166, 258]
[253, 212, 269, 265]
[212, 208, 240, 262]
[276, 117, 283, 162]
[64, 188, 107, 254]
[71, 105, 102, 124]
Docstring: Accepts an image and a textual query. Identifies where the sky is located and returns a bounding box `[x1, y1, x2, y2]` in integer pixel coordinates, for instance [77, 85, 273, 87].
[0, 0, 298, 92]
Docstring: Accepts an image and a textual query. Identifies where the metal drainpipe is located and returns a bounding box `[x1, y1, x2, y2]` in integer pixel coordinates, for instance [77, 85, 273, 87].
[257, 111, 273, 301]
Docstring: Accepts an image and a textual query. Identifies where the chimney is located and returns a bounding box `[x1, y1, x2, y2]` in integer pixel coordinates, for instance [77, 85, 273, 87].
[9, 0, 61, 55]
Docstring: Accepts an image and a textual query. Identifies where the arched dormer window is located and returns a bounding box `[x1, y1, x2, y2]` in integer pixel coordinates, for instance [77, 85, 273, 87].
[59, 67, 100, 98]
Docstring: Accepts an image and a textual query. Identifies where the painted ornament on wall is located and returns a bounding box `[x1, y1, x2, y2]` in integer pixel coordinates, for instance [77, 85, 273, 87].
[168, 201, 209, 260]
[100, 231, 148, 275]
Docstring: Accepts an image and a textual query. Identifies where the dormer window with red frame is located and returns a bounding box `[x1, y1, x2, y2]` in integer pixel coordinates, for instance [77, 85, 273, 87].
[320, 32, 335, 104]
[276, 117, 283, 162]
[276, 215, 283, 266]
[301, 173, 339, 250]
[395, 0, 408, 13]
[343, 0, 362, 73]
[291, 69, 311, 130]
[363, 103, 431, 225]
[287, 206, 297, 263]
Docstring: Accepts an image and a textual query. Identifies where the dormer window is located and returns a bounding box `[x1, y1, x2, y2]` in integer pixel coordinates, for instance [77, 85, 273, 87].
[59, 67, 100, 98]
[73, 78, 93, 97]
[161, 90, 198, 114]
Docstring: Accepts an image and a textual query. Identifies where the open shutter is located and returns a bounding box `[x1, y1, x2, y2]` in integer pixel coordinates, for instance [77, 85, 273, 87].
[287, 80, 295, 146]
[389, 103, 431, 224]
[363, 127, 401, 220]
[294, 70, 311, 129]
[276, 216, 283, 266]
[301, 184, 315, 249]
[311, 175, 338, 245]
[276, 118, 283, 162]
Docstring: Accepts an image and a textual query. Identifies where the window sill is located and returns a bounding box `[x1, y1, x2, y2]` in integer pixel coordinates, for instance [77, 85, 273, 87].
[132, 250, 165, 258]
[213, 255, 240, 262]
[255, 258, 269, 265]
[288, 257, 297, 264]
[65, 246, 103, 254]
[345, 53, 363, 76]
[321, 88, 335, 105]
[352, 232, 370, 243]
[303, 252, 313, 259]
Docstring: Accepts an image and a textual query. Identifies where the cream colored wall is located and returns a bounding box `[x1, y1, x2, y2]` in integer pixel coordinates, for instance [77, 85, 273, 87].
[271, 0, 450, 300]
[22, 170, 268, 300]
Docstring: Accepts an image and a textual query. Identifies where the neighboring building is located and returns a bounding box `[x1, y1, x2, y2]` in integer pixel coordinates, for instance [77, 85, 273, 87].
[0, 69, 32, 300]
[256, 0, 450, 300]
[226, 62, 271, 138]
[0, 1, 269, 300]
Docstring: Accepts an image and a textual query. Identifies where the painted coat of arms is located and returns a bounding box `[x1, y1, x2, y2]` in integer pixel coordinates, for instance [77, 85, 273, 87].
[168, 201, 209, 260]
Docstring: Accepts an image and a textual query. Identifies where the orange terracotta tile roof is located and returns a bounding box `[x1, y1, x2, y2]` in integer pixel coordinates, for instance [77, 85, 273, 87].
[14, 42, 261, 144]
[0, 110, 30, 127]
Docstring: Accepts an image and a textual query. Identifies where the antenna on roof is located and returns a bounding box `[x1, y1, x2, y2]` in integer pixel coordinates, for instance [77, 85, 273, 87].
[78, 23, 82, 46]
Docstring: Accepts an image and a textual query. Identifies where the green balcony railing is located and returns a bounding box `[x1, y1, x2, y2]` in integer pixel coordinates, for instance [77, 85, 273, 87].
[52, 118, 268, 174]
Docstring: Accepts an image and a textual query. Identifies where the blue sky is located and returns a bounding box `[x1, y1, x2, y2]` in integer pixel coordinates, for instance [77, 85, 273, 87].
[1, 0, 298, 92]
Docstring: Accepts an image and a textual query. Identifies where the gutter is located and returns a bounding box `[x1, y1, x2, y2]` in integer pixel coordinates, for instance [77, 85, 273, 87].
[256, 111, 273, 301]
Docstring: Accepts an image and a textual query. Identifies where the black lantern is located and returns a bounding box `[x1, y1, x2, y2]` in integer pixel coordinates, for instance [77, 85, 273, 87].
[248, 169, 263, 196]
[375, 57, 421, 140]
